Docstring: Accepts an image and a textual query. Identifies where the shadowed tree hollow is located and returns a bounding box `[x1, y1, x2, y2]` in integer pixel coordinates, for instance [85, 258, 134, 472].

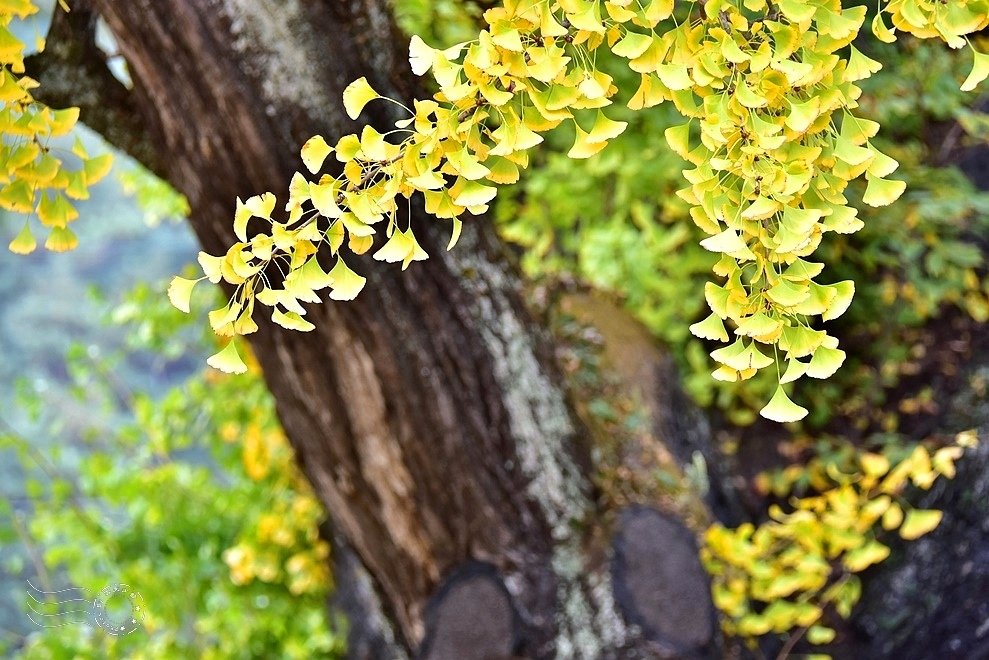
[29, 1, 719, 657]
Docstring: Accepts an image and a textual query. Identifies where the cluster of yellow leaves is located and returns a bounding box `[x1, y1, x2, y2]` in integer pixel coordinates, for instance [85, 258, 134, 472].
[703, 430, 978, 649]
[172, 0, 657, 374]
[680, 0, 989, 423]
[217, 349, 332, 596]
[0, 0, 112, 253]
[173, 0, 989, 419]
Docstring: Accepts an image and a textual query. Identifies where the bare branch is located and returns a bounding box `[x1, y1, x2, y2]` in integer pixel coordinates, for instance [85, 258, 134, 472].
[24, 0, 163, 176]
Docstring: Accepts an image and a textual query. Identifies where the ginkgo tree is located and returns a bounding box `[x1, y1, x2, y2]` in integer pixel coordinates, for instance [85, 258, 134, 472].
[5, 0, 989, 656]
[165, 0, 989, 422]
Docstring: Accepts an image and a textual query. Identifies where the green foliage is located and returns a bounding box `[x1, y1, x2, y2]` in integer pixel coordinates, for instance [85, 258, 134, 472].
[117, 164, 190, 227]
[702, 431, 979, 652]
[181, 0, 989, 423]
[0, 0, 113, 254]
[1, 280, 344, 659]
[390, 0, 484, 45]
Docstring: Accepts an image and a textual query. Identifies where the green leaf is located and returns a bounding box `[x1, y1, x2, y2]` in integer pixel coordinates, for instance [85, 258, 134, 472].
[961, 50, 989, 92]
[664, 122, 691, 159]
[342, 77, 379, 120]
[760, 385, 808, 423]
[206, 341, 248, 374]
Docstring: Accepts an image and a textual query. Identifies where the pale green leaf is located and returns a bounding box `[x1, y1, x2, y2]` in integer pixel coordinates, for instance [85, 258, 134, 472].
[207, 341, 248, 374]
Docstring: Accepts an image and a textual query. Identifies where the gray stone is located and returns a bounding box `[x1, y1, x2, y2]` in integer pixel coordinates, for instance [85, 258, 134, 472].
[419, 563, 518, 660]
[611, 506, 716, 655]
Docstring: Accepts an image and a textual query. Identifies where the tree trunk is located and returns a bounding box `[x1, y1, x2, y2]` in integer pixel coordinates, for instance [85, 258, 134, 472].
[56, 1, 717, 657]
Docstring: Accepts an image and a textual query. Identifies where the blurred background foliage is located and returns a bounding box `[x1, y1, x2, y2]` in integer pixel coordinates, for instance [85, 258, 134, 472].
[0, 282, 343, 657]
[0, 0, 988, 658]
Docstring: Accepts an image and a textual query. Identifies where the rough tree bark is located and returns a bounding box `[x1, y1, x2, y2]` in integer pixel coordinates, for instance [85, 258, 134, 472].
[35, 1, 716, 658]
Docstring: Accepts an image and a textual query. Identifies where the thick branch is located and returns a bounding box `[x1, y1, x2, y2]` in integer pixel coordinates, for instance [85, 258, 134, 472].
[24, 0, 162, 175]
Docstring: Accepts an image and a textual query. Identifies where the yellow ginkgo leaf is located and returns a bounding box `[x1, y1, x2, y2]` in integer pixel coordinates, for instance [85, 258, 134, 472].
[408, 35, 435, 75]
[245, 191, 276, 220]
[198, 251, 224, 283]
[373, 228, 415, 264]
[843, 541, 890, 572]
[785, 96, 821, 133]
[862, 174, 906, 207]
[872, 11, 897, 43]
[207, 341, 248, 374]
[899, 509, 943, 540]
[37, 192, 78, 227]
[452, 179, 497, 207]
[821, 280, 855, 321]
[805, 345, 846, 379]
[310, 180, 342, 217]
[586, 111, 628, 144]
[664, 122, 691, 158]
[167, 276, 201, 313]
[882, 502, 904, 530]
[83, 154, 113, 183]
[272, 308, 315, 332]
[780, 357, 807, 384]
[568, 122, 608, 159]
[447, 218, 462, 251]
[8, 221, 35, 254]
[342, 76, 379, 120]
[44, 226, 78, 252]
[844, 45, 882, 82]
[760, 385, 808, 423]
[300, 135, 333, 174]
[689, 312, 729, 341]
[778, 0, 816, 23]
[49, 107, 79, 136]
[328, 256, 366, 300]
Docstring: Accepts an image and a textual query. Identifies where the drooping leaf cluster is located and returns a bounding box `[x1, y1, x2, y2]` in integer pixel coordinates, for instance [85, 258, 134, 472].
[0, 0, 112, 253]
[176, 0, 989, 421]
[500, 33, 989, 428]
[703, 431, 978, 647]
